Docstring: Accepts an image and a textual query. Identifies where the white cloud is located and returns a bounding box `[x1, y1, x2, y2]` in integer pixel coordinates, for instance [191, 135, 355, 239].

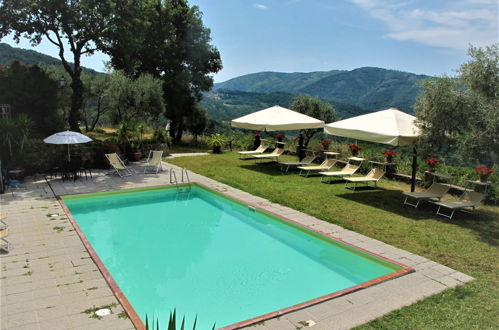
[350, 0, 498, 49]
[253, 3, 268, 10]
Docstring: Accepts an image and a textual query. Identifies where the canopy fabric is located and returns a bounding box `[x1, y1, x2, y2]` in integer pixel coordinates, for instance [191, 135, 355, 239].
[231, 105, 325, 131]
[43, 131, 92, 162]
[43, 131, 92, 145]
[324, 108, 420, 146]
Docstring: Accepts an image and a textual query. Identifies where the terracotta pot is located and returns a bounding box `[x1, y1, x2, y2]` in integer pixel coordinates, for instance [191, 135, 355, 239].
[479, 173, 489, 183]
[428, 165, 436, 173]
[323, 145, 329, 151]
[213, 146, 221, 154]
[351, 149, 359, 157]
[386, 155, 393, 163]
[129, 152, 142, 161]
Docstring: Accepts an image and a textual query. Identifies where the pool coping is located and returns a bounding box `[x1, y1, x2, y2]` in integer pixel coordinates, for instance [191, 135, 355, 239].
[56, 181, 414, 330]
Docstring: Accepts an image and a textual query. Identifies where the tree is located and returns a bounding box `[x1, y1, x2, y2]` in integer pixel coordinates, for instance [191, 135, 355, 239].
[104, 0, 222, 141]
[415, 44, 498, 166]
[106, 70, 165, 124]
[290, 94, 338, 148]
[81, 73, 110, 132]
[185, 105, 209, 146]
[0, 61, 64, 136]
[0, 0, 115, 131]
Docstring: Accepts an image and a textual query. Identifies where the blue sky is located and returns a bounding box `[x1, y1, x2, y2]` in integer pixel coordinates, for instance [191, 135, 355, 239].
[2, 0, 497, 82]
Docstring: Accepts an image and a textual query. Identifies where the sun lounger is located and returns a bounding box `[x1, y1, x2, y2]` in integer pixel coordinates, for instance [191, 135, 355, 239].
[279, 155, 316, 173]
[253, 148, 284, 163]
[238, 145, 267, 158]
[403, 182, 450, 208]
[298, 159, 337, 177]
[433, 190, 485, 219]
[0, 214, 10, 253]
[344, 168, 385, 190]
[105, 153, 133, 178]
[143, 150, 164, 174]
[319, 164, 359, 183]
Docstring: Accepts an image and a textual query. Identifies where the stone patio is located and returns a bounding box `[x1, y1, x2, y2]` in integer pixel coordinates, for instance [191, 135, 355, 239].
[0, 160, 474, 330]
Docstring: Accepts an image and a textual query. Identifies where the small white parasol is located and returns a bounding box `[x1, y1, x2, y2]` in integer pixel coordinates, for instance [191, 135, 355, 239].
[43, 130, 93, 162]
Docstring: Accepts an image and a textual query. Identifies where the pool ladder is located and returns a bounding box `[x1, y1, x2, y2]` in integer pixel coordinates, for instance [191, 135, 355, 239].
[170, 168, 191, 193]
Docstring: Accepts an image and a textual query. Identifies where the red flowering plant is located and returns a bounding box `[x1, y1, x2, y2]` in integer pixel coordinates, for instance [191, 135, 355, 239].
[274, 133, 285, 138]
[321, 139, 331, 146]
[254, 131, 261, 137]
[425, 157, 440, 166]
[348, 144, 361, 151]
[475, 166, 493, 175]
[382, 150, 396, 157]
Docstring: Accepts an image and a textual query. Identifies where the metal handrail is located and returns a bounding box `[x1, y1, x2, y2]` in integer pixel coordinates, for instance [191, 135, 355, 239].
[170, 169, 178, 188]
[181, 168, 190, 184]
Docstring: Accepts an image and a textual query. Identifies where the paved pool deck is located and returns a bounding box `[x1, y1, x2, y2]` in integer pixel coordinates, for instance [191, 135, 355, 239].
[0, 161, 474, 330]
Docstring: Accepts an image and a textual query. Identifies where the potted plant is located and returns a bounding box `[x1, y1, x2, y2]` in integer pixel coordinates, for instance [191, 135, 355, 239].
[321, 139, 331, 151]
[253, 131, 262, 149]
[475, 165, 493, 183]
[274, 133, 285, 142]
[348, 144, 361, 157]
[382, 150, 396, 163]
[425, 157, 440, 172]
[206, 133, 227, 153]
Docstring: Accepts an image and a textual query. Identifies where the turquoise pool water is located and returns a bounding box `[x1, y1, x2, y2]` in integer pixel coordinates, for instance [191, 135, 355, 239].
[62, 185, 402, 329]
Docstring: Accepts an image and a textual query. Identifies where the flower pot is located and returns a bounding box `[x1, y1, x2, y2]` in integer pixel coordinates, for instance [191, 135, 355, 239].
[386, 155, 393, 163]
[129, 152, 141, 162]
[351, 149, 358, 157]
[479, 173, 490, 183]
[277, 137, 283, 142]
[213, 146, 221, 154]
[323, 145, 329, 151]
[428, 165, 436, 173]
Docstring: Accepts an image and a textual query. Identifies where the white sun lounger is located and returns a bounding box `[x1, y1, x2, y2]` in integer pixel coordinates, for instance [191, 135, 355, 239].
[298, 158, 337, 177]
[253, 148, 284, 163]
[319, 164, 359, 183]
[433, 190, 485, 219]
[279, 155, 316, 173]
[403, 182, 450, 208]
[0, 214, 10, 253]
[344, 168, 385, 190]
[238, 145, 267, 158]
[105, 153, 133, 178]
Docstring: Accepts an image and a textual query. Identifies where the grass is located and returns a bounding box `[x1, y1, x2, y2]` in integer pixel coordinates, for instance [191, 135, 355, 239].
[168, 152, 499, 329]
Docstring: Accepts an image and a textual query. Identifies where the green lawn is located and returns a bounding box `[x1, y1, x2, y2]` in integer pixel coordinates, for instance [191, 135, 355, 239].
[168, 152, 499, 329]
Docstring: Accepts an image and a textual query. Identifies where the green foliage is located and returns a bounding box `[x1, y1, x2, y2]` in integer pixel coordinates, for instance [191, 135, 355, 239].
[415, 44, 499, 166]
[104, 0, 222, 142]
[290, 94, 338, 147]
[107, 70, 165, 124]
[145, 309, 214, 330]
[0, 0, 117, 131]
[0, 62, 63, 136]
[205, 133, 228, 153]
[185, 106, 210, 145]
[214, 67, 429, 112]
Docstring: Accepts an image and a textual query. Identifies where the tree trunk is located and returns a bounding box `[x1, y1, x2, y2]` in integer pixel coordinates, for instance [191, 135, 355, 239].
[69, 75, 84, 132]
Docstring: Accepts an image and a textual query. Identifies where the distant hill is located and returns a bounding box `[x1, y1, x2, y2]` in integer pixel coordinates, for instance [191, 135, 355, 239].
[200, 89, 369, 121]
[215, 67, 431, 112]
[0, 42, 100, 74]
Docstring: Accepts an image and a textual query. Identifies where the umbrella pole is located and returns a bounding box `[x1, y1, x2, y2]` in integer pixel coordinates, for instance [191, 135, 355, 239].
[68, 144, 70, 163]
[411, 145, 417, 192]
[298, 132, 304, 161]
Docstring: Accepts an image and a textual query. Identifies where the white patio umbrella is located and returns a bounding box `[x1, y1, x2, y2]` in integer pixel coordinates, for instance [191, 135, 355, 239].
[324, 108, 420, 191]
[231, 105, 325, 160]
[231, 105, 325, 131]
[43, 130, 93, 162]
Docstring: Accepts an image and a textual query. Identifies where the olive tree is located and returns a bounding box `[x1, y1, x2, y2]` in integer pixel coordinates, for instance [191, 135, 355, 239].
[0, 0, 115, 131]
[415, 44, 498, 166]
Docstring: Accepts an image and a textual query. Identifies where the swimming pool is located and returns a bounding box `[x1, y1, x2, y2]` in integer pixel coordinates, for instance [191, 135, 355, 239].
[60, 184, 411, 329]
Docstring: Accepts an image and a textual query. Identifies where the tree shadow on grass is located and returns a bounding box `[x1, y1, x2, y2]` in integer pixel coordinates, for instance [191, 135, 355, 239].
[336, 189, 498, 247]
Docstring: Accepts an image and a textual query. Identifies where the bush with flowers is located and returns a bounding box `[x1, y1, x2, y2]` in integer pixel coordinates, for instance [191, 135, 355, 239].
[476, 165, 493, 182]
[382, 150, 396, 162]
[425, 157, 440, 172]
